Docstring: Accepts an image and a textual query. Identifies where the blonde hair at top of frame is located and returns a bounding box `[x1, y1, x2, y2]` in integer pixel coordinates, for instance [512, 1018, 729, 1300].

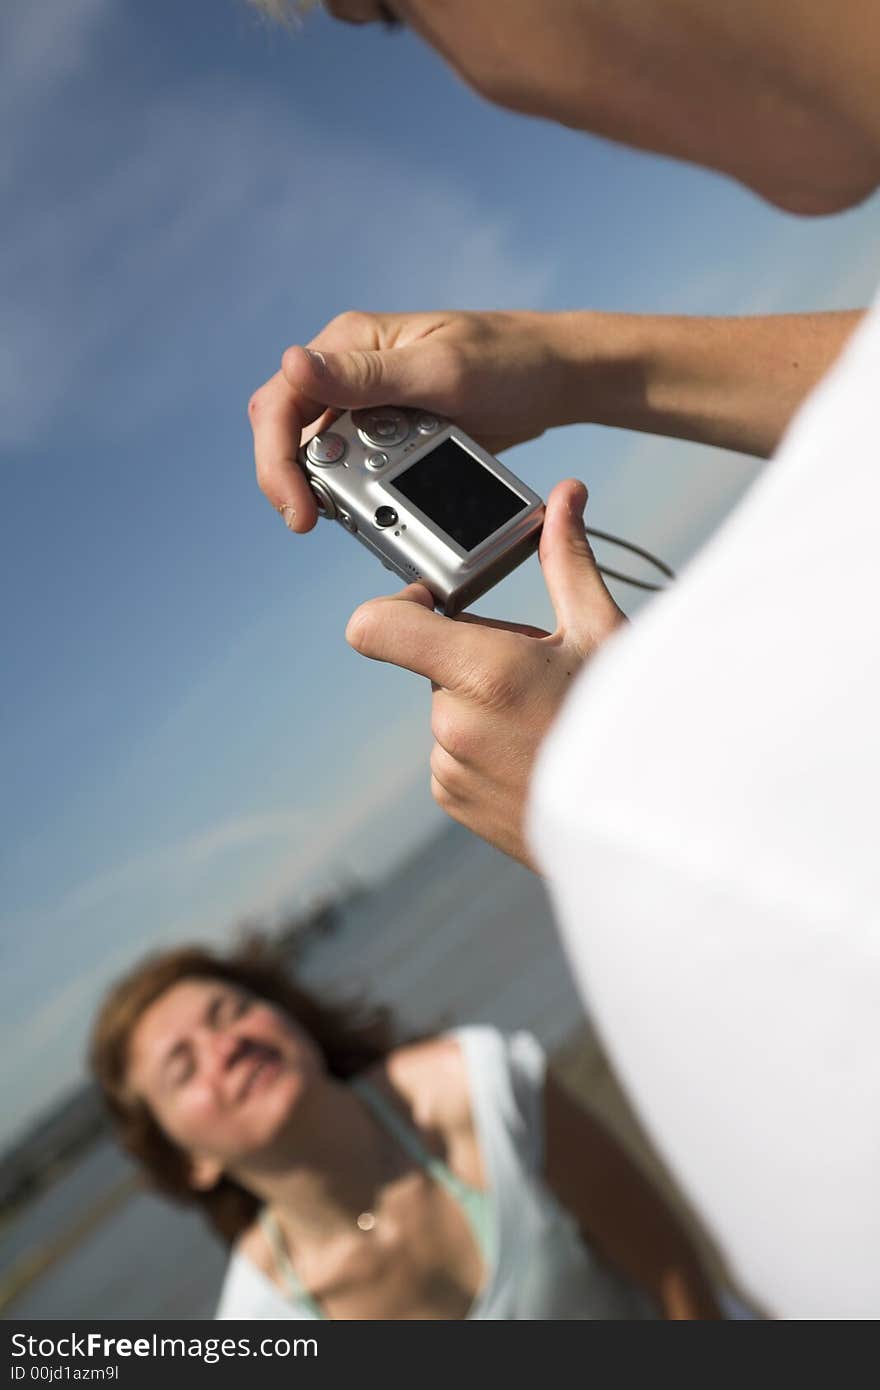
[248, 0, 322, 24]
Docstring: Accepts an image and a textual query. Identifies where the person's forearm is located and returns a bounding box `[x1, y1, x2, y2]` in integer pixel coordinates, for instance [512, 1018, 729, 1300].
[657, 1266, 723, 1321]
[585, 1179, 723, 1320]
[550, 309, 863, 458]
[545, 1075, 724, 1319]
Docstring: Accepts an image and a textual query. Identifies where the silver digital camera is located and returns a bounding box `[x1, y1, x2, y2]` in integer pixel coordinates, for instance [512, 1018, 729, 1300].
[298, 406, 545, 616]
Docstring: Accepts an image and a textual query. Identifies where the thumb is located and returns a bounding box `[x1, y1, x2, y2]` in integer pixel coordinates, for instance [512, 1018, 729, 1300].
[281, 341, 438, 411]
[539, 479, 624, 640]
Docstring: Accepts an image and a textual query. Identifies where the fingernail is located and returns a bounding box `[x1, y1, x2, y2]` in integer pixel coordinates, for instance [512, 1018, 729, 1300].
[304, 348, 326, 377]
[569, 482, 588, 517]
[278, 503, 297, 532]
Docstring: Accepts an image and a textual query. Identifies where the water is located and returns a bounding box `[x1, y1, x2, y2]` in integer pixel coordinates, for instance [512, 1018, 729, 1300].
[3, 823, 585, 1319]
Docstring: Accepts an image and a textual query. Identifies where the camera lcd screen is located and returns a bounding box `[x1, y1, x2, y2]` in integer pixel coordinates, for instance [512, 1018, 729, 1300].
[389, 439, 527, 552]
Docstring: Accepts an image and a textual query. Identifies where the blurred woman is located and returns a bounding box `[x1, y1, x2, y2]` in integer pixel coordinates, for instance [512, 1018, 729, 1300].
[90, 940, 720, 1319]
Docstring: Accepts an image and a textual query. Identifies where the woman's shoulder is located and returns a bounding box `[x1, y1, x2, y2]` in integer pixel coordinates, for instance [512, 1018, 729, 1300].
[376, 1026, 545, 1118]
[371, 1033, 486, 1190]
[367, 1027, 547, 1178]
[375, 1032, 473, 1133]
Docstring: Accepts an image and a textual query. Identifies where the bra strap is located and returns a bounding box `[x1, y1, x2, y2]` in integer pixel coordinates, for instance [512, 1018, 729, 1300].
[258, 1208, 325, 1320]
[351, 1076, 479, 1205]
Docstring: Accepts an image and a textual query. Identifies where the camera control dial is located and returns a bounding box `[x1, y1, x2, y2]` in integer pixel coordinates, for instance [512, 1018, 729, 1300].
[309, 479, 338, 520]
[353, 407, 410, 449]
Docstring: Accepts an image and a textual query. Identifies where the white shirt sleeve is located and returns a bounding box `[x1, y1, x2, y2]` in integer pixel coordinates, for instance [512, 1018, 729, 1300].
[456, 1026, 547, 1176]
[527, 283, 880, 1320]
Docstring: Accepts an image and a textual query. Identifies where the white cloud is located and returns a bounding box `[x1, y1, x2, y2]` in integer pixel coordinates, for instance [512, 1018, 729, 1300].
[0, 0, 111, 115]
[9, 809, 311, 942]
[240, 719, 431, 917]
[5, 939, 132, 1063]
[0, 936, 135, 1143]
[25, 708, 429, 945]
[0, 70, 555, 450]
[726, 229, 880, 316]
[592, 434, 761, 566]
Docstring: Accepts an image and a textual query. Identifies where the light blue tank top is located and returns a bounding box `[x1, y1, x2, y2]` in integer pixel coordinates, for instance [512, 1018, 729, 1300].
[219, 1029, 659, 1320]
[258, 1076, 492, 1320]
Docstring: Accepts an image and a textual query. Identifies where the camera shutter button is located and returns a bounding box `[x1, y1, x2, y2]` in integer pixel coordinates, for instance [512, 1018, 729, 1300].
[306, 432, 346, 465]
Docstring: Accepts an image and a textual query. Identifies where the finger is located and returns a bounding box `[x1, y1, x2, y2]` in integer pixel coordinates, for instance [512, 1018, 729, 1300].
[281, 338, 455, 414]
[382, 581, 435, 610]
[297, 310, 386, 442]
[431, 772, 468, 820]
[430, 691, 480, 765]
[248, 370, 327, 532]
[429, 742, 471, 800]
[300, 407, 341, 447]
[346, 587, 502, 690]
[454, 612, 550, 640]
[539, 479, 624, 638]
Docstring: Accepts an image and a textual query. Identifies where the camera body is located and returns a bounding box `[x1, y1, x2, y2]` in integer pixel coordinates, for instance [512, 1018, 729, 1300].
[298, 406, 544, 616]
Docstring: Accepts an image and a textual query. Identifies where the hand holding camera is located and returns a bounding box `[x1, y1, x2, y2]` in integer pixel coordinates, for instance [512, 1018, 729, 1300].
[345, 478, 626, 867]
[248, 308, 581, 535]
[245, 309, 629, 860]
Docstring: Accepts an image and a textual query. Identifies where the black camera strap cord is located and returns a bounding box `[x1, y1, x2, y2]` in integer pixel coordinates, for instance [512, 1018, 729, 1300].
[585, 526, 676, 593]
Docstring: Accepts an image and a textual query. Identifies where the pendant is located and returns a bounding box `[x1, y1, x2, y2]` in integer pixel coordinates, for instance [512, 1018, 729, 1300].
[356, 1211, 377, 1232]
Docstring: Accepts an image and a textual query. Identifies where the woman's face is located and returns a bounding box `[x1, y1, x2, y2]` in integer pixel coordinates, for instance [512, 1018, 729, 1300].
[125, 976, 324, 1185]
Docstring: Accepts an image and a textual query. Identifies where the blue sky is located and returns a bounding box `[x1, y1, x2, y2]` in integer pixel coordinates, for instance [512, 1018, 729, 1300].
[2, 0, 880, 1141]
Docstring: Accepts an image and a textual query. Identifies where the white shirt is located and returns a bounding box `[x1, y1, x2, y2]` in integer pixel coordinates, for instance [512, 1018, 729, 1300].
[528, 284, 880, 1320]
[216, 1027, 653, 1320]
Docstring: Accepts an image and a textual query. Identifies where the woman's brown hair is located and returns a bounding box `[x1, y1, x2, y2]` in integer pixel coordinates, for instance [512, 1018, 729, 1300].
[89, 936, 398, 1244]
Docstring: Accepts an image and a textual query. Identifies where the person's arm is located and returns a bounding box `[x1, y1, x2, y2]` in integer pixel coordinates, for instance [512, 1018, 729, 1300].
[551, 309, 862, 459]
[543, 1070, 722, 1319]
[249, 307, 863, 527]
